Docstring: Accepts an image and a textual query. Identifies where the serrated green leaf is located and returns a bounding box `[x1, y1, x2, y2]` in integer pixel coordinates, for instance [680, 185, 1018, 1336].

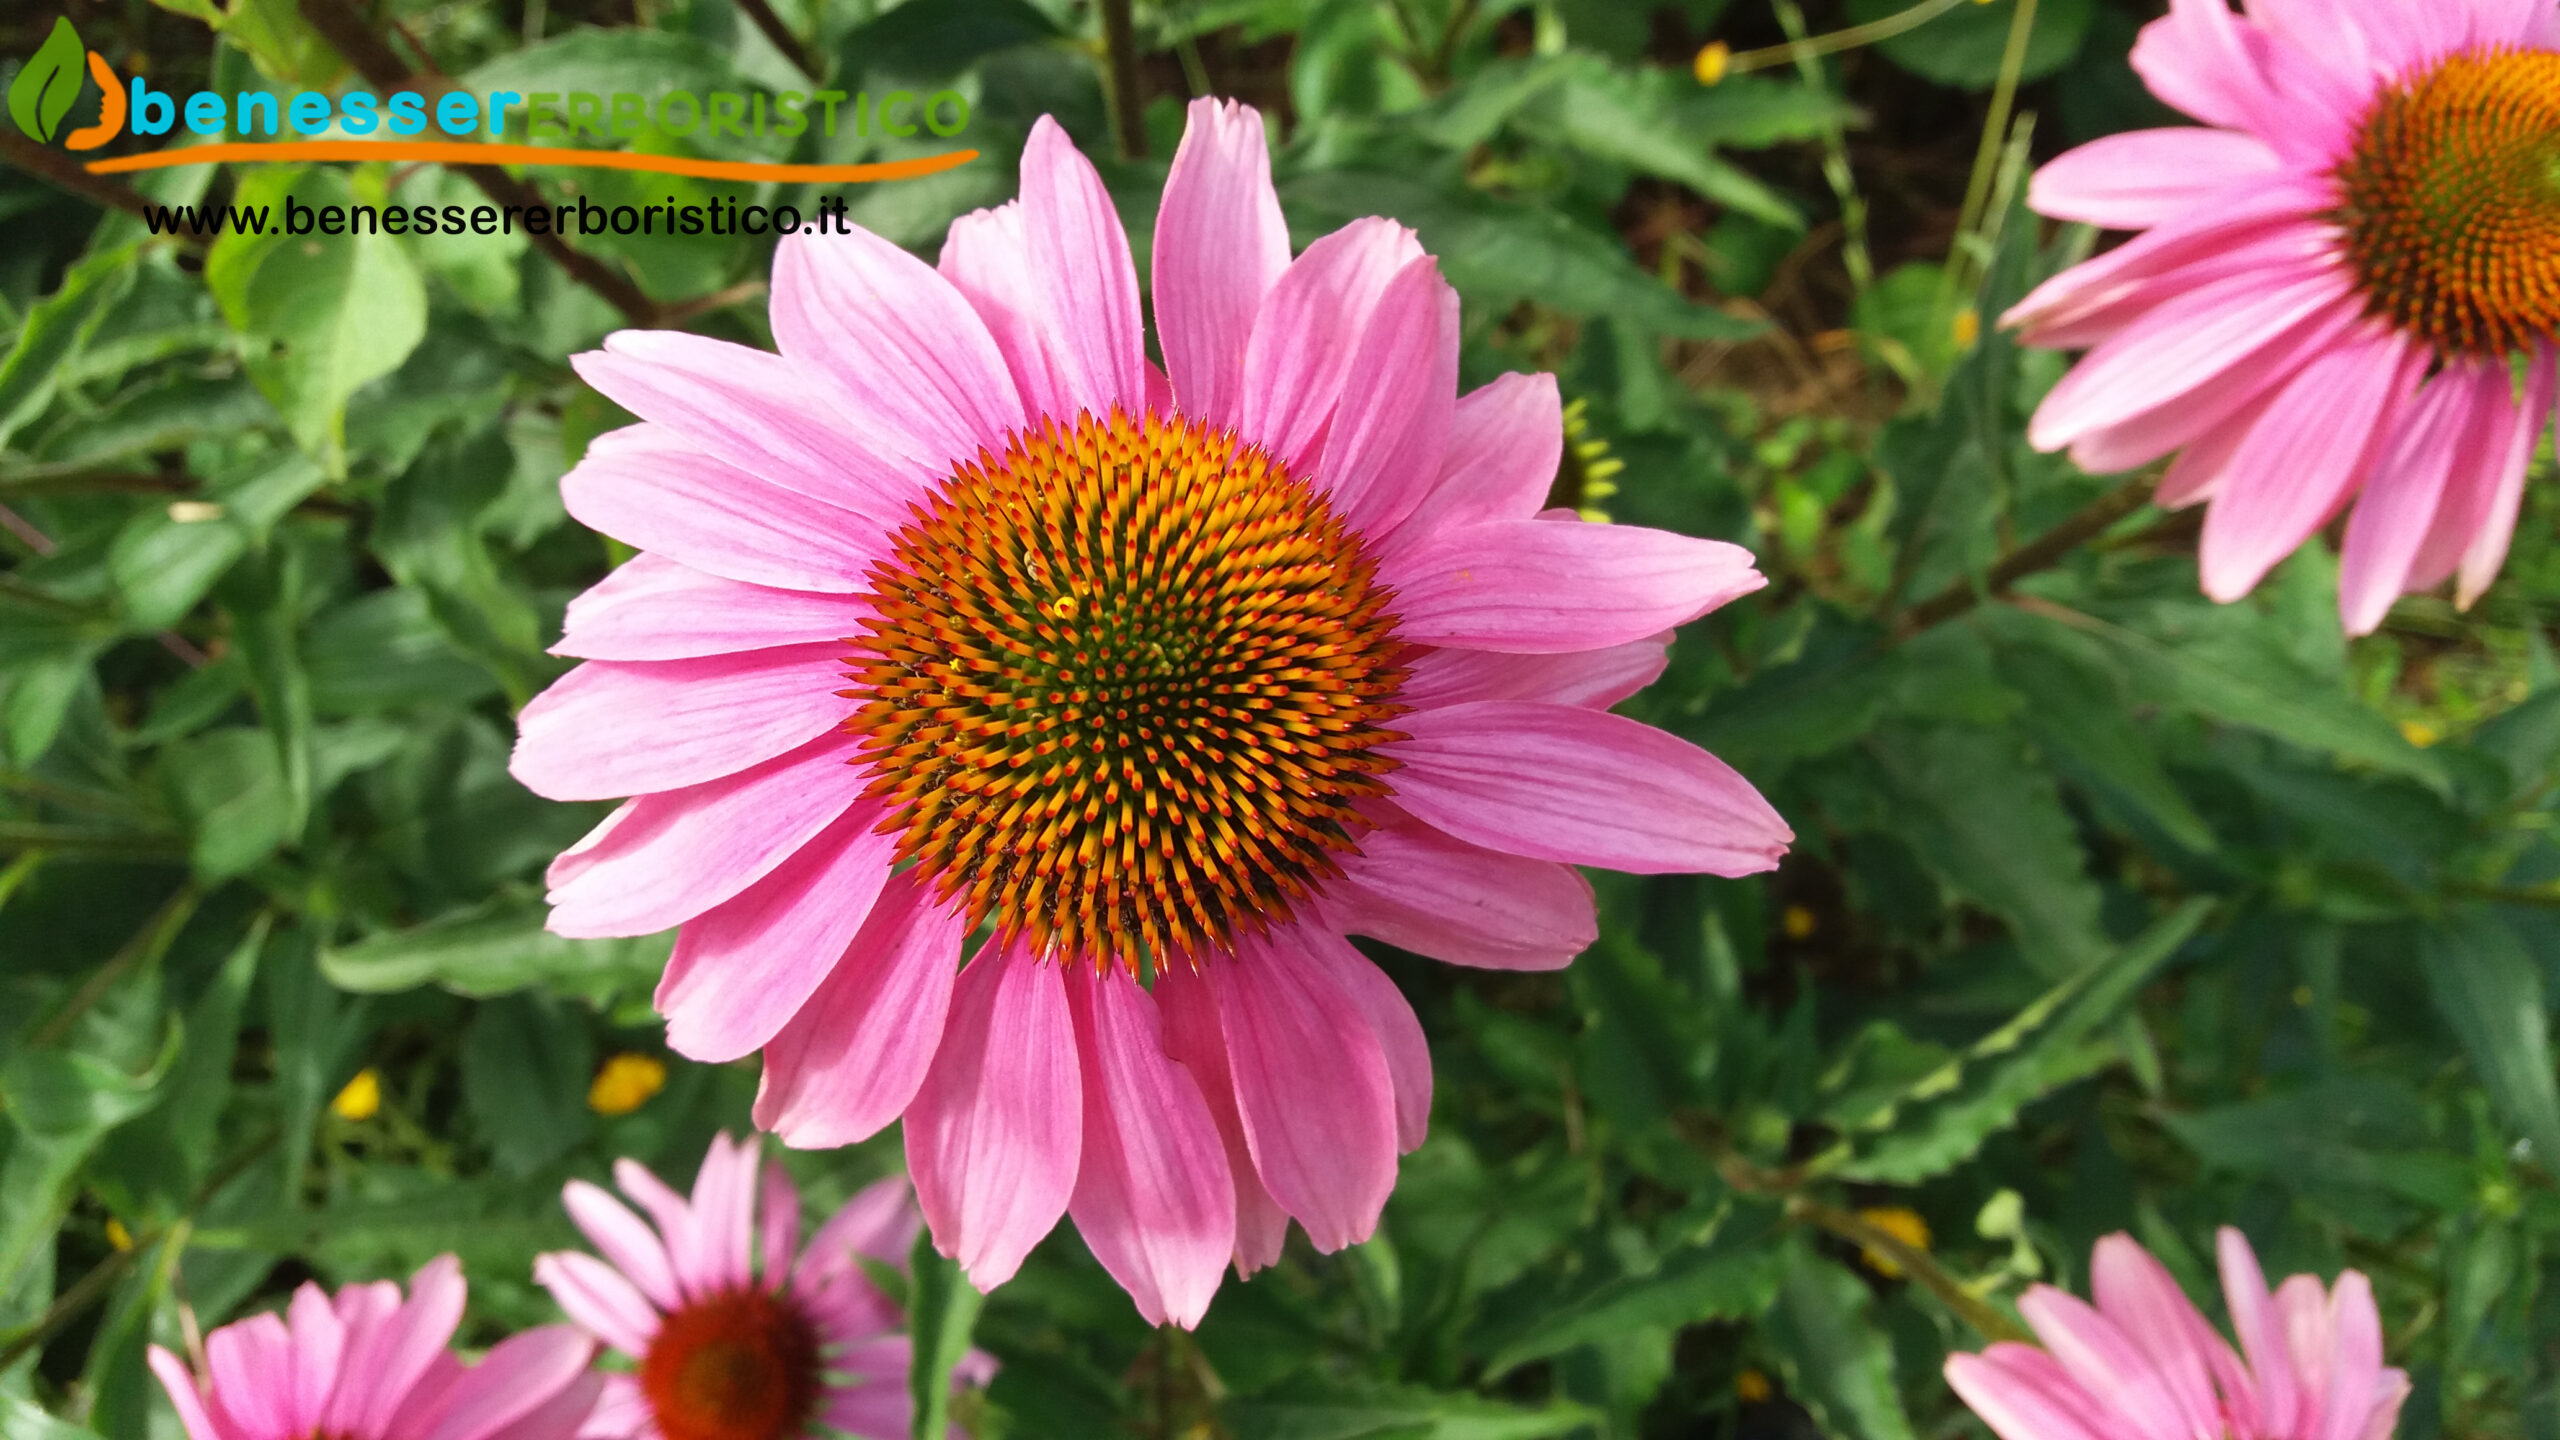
[2423, 910, 2560, 1166]
[1482, 1235, 1785, 1376]
[1766, 1248, 1917, 1440]
[0, 242, 139, 451]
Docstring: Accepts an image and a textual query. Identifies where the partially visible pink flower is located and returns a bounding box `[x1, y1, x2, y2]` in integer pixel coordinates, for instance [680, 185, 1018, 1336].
[149, 1257, 600, 1440]
[510, 95, 1790, 1327]
[2009, 0, 2560, 633]
[1945, 1228, 2410, 1440]
[535, 1133, 992, 1440]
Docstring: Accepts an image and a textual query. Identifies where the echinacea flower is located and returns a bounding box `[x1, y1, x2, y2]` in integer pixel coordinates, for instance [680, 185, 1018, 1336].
[1945, 1228, 2410, 1440]
[510, 96, 1790, 1326]
[2009, 0, 2560, 633]
[534, 1134, 987, 1440]
[149, 1257, 601, 1440]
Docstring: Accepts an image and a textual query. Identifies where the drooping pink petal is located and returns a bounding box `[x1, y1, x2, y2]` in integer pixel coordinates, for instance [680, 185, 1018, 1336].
[754, 873, 964, 1149]
[559, 426, 883, 594]
[1288, 927, 1431, 1153]
[554, 553, 875, 662]
[206, 1313, 290, 1438]
[1153, 958, 1295, 1275]
[1207, 934, 1398, 1252]
[657, 802, 900, 1063]
[532, 1252, 659, 1357]
[1316, 257, 1459, 538]
[769, 227, 1024, 476]
[1327, 813, 1597, 971]
[149, 1348, 226, 1440]
[1240, 217, 1427, 470]
[797, 1174, 925, 1289]
[562, 1180, 682, 1312]
[1398, 372, 1567, 535]
[1384, 518, 1764, 653]
[510, 645, 850, 803]
[2028, 127, 2283, 230]
[2336, 365, 2476, 634]
[2452, 347, 2558, 607]
[351, 1255, 468, 1439]
[2152, 385, 2282, 510]
[1016, 116, 1145, 419]
[2088, 1233, 2230, 1440]
[2002, 187, 2338, 348]
[1390, 701, 1791, 876]
[1944, 1347, 2114, 1440]
[2015, 1287, 2193, 1440]
[415, 1327, 595, 1440]
[1399, 637, 1671, 712]
[1154, 97, 1290, 429]
[2198, 328, 2420, 602]
[572, 332, 924, 528]
[904, 942, 1082, 1290]
[1062, 963, 1236, 1329]
[2314, 1272, 2386, 1440]
[484, 1370, 603, 1440]
[542, 732, 862, 939]
[759, 1157, 801, 1289]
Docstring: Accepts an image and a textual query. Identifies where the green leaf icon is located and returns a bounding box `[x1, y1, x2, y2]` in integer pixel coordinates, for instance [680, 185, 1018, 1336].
[9, 17, 88, 144]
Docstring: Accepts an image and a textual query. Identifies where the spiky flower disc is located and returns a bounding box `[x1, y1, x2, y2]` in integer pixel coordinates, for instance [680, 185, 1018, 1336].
[2335, 47, 2560, 357]
[844, 409, 1410, 969]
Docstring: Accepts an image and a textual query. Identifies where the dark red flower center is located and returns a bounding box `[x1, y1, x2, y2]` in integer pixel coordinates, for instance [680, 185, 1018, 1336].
[843, 409, 1409, 970]
[2334, 46, 2560, 356]
[638, 1287, 823, 1440]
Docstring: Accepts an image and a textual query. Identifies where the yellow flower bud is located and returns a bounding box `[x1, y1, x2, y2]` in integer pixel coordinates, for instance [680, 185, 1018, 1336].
[1856, 1205, 1931, 1278]
[1694, 41, 1732, 85]
[330, 1068, 382, 1122]
[589, 1053, 668, 1116]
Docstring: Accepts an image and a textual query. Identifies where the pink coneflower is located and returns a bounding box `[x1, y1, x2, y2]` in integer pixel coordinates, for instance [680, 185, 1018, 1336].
[510, 97, 1789, 1326]
[534, 1134, 988, 1440]
[2009, 0, 2560, 633]
[1945, 1229, 2410, 1440]
[149, 1257, 601, 1440]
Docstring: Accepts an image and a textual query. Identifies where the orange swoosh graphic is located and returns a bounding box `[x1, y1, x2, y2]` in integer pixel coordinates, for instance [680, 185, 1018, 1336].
[85, 140, 978, 184]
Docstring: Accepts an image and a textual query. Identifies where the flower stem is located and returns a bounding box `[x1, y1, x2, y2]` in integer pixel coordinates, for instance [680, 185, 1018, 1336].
[1787, 1196, 2034, 1344]
[1898, 472, 2157, 634]
[1099, 0, 1151, 159]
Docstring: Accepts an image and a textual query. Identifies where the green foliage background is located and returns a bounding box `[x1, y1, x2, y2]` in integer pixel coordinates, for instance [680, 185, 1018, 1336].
[4, 0, 2559, 1436]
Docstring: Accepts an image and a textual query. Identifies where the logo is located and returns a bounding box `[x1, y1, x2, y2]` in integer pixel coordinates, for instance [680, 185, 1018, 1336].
[9, 17, 127, 150]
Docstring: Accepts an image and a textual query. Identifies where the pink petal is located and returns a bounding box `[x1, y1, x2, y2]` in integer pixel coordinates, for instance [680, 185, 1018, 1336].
[1154, 958, 1295, 1275]
[1317, 256, 1459, 537]
[798, 1174, 924, 1290]
[149, 1348, 225, 1440]
[2336, 366, 2476, 634]
[1399, 372, 1567, 534]
[284, 1282, 345, 1437]
[1155, 98, 1290, 429]
[1017, 116, 1145, 420]
[1384, 517, 1764, 653]
[574, 1373, 648, 1439]
[562, 1180, 682, 1312]
[1241, 217, 1428, 471]
[657, 802, 899, 1063]
[207, 1314, 291, 1438]
[2198, 328, 2420, 602]
[559, 425, 883, 595]
[754, 872, 965, 1148]
[510, 645, 849, 803]
[532, 1252, 659, 1357]
[1389, 701, 1791, 876]
[486, 1371, 603, 1440]
[759, 1158, 801, 1288]
[2030, 127, 2283, 230]
[2316, 1272, 2386, 1440]
[1327, 813, 1596, 971]
[2452, 347, 2558, 607]
[2062, 295, 2361, 476]
[903, 942, 1082, 1290]
[2153, 384, 2282, 509]
[940, 202, 1075, 422]
[1399, 637, 1671, 712]
[2127, 0, 2275, 130]
[417, 1327, 595, 1440]
[2016, 1287, 2193, 1440]
[689, 1133, 760, 1295]
[1207, 933, 1398, 1252]
[613, 1158, 709, 1299]
[1289, 927, 1430, 1153]
[1062, 963, 1236, 1328]
[350, 1255, 467, 1439]
[542, 732, 862, 939]
[2089, 1233, 2228, 1440]
[1945, 1347, 2112, 1440]
[555, 554, 874, 662]
[769, 226, 1024, 478]
[2003, 189, 2337, 350]
[571, 332, 923, 529]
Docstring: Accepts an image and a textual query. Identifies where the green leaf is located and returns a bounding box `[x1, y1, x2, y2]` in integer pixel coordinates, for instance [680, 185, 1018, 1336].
[1527, 61, 1801, 226]
[460, 994, 595, 1175]
[1834, 900, 2208, 1183]
[2422, 910, 2560, 1166]
[1227, 1383, 1601, 1440]
[0, 1394, 106, 1440]
[318, 897, 671, 1001]
[109, 509, 250, 633]
[202, 166, 427, 471]
[9, 17, 88, 144]
[0, 242, 139, 451]
[908, 1227, 987, 1440]
[216, 545, 315, 835]
[1482, 1234, 1786, 1376]
[1982, 611, 2213, 851]
[161, 728, 293, 879]
[5, 646, 99, 767]
[1850, 0, 2096, 88]
[1765, 1248, 1917, 1440]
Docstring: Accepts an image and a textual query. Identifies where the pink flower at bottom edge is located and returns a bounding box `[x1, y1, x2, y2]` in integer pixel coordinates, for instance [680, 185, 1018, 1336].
[508, 95, 1793, 1328]
[535, 1133, 992, 1440]
[149, 1256, 600, 1440]
[2009, 0, 2560, 634]
[1946, 1228, 2410, 1440]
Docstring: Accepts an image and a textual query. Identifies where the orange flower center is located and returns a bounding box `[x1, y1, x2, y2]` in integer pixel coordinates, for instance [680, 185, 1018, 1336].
[638, 1287, 822, 1440]
[844, 409, 1409, 969]
[2334, 46, 2560, 356]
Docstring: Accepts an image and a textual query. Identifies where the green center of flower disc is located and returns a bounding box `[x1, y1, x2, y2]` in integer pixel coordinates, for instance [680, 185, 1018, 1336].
[2334, 46, 2560, 356]
[843, 409, 1409, 970]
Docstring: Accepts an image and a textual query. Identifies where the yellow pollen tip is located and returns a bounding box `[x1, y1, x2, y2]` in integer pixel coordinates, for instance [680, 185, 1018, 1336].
[1695, 41, 1732, 85]
[330, 1068, 381, 1121]
[590, 1053, 669, 1115]
[1856, 1205, 1932, 1277]
[105, 1218, 133, 1252]
[1736, 1368, 1773, 1403]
